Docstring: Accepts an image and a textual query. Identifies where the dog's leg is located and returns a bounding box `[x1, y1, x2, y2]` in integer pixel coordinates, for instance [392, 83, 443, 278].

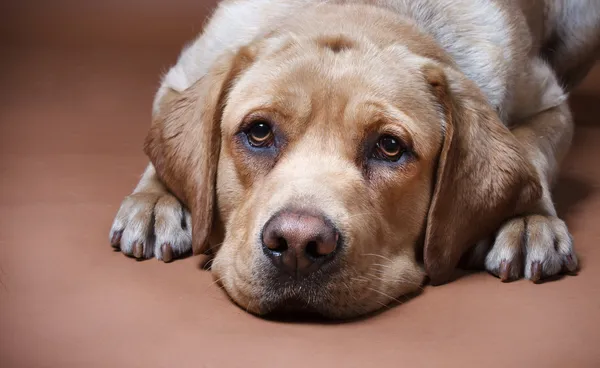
[467, 58, 580, 282]
[109, 0, 306, 261]
[108, 1, 271, 262]
[109, 163, 192, 262]
[482, 100, 578, 282]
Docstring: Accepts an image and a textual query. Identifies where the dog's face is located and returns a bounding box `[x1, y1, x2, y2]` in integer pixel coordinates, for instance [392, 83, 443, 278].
[145, 16, 540, 318]
[212, 36, 442, 317]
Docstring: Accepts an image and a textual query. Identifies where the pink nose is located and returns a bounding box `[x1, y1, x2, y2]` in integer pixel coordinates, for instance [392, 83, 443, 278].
[262, 211, 339, 277]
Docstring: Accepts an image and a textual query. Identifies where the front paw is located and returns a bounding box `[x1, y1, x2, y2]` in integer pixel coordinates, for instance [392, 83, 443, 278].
[109, 192, 192, 262]
[484, 215, 578, 282]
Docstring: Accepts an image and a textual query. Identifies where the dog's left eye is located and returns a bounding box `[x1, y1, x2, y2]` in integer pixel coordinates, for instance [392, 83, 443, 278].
[246, 121, 274, 147]
[373, 135, 404, 161]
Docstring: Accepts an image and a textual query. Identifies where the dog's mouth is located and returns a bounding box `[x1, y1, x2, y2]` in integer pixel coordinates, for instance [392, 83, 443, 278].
[221, 265, 350, 319]
[256, 273, 335, 316]
[220, 261, 422, 320]
[215, 220, 426, 319]
[261, 296, 329, 321]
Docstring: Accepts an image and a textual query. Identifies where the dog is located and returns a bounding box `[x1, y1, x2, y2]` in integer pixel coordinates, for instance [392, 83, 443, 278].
[109, 0, 600, 318]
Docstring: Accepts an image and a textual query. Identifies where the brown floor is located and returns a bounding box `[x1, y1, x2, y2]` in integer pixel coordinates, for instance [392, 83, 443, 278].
[1, 2, 600, 367]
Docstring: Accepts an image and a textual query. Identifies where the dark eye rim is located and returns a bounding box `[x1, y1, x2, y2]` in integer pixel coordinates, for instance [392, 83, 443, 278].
[372, 134, 406, 162]
[244, 119, 275, 148]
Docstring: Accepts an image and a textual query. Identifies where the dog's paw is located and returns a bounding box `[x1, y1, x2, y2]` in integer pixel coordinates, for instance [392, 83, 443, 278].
[484, 215, 578, 283]
[109, 192, 192, 262]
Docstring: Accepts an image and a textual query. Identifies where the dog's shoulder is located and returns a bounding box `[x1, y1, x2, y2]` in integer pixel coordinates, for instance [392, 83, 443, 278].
[382, 0, 532, 119]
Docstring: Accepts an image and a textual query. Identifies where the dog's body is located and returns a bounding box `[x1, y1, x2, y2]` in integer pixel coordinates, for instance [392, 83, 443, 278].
[110, 0, 600, 318]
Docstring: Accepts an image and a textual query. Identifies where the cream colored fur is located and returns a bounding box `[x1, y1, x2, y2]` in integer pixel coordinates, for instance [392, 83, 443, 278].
[109, 0, 599, 317]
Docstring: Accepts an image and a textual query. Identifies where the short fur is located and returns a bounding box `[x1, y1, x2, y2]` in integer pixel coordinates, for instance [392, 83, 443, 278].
[110, 0, 599, 318]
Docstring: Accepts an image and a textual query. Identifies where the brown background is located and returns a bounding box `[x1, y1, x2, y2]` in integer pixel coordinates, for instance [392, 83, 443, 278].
[1, 1, 599, 367]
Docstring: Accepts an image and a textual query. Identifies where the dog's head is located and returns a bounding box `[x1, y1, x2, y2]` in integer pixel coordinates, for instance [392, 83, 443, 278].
[145, 7, 540, 318]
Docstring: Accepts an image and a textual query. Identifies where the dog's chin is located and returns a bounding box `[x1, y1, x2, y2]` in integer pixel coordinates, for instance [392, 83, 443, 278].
[251, 295, 361, 321]
[222, 277, 399, 321]
[261, 297, 331, 321]
[255, 290, 403, 321]
[217, 254, 426, 320]
[222, 283, 331, 319]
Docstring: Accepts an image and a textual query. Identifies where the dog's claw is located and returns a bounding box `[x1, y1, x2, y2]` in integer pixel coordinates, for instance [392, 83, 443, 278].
[499, 260, 511, 282]
[564, 255, 577, 273]
[530, 262, 542, 283]
[110, 230, 122, 248]
[161, 244, 174, 263]
[133, 243, 144, 259]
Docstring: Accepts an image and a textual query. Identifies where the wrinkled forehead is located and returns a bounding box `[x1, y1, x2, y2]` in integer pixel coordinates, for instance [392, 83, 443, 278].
[222, 36, 443, 155]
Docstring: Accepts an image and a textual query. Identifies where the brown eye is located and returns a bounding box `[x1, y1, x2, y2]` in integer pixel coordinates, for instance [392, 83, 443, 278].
[375, 135, 404, 161]
[247, 121, 274, 147]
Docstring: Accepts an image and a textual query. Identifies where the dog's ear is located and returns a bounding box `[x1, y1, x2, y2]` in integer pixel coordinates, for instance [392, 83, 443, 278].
[144, 48, 255, 255]
[422, 64, 542, 285]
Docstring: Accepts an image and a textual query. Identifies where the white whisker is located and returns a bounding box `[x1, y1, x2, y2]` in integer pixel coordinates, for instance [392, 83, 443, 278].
[345, 211, 378, 220]
[245, 298, 254, 314]
[367, 287, 402, 305]
[361, 253, 393, 263]
[204, 276, 225, 293]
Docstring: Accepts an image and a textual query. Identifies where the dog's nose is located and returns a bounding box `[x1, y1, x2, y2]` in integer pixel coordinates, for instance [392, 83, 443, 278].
[262, 211, 339, 277]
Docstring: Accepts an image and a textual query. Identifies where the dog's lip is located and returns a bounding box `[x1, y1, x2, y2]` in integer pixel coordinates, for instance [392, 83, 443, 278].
[259, 254, 345, 292]
[255, 273, 333, 315]
[260, 296, 331, 320]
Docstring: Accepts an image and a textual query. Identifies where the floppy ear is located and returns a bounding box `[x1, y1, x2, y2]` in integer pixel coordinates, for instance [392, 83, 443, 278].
[144, 48, 255, 255]
[422, 65, 542, 285]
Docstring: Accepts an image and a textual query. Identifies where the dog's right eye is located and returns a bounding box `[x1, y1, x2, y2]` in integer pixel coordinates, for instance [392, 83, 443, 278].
[246, 121, 274, 148]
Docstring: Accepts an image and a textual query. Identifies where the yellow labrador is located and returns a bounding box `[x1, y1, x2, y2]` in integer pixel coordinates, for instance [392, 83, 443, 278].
[110, 0, 600, 318]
